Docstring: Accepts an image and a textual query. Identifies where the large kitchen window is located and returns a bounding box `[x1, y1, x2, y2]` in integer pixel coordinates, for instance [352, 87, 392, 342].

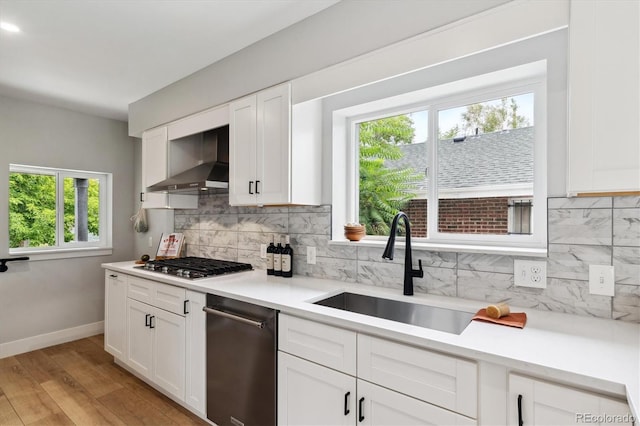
[333, 61, 547, 251]
[9, 164, 112, 256]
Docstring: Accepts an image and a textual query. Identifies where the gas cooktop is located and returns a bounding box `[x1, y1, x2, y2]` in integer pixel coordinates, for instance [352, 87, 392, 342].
[136, 257, 252, 279]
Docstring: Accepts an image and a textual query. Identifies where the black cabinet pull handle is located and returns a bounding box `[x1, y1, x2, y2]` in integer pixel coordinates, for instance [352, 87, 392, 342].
[249, 181, 254, 194]
[140, 192, 144, 202]
[344, 391, 350, 415]
[145, 314, 150, 327]
[518, 394, 523, 426]
[358, 397, 365, 422]
[256, 180, 260, 194]
[149, 316, 155, 329]
[184, 300, 189, 315]
[109, 274, 117, 278]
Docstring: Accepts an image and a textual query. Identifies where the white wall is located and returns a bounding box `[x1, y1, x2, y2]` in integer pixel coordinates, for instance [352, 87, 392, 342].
[0, 95, 136, 351]
[320, 29, 569, 203]
[128, 0, 510, 136]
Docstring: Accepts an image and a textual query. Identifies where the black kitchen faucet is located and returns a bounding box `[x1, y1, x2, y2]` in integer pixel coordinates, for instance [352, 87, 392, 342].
[382, 212, 424, 296]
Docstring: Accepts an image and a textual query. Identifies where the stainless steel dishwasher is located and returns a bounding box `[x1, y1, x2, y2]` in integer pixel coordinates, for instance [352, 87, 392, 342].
[204, 294, 277, 426]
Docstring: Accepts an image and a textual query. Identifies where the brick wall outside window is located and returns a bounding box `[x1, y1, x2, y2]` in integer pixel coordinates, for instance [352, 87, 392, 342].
[405, 197, 511, 237]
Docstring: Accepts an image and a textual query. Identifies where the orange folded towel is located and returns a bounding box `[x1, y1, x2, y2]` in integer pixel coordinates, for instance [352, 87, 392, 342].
[472, 308, 527, 329]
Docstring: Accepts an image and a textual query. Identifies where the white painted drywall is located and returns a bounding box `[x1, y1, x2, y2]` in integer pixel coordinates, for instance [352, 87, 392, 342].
[0, 94, 135, 346]
[128, 0, 510, 137]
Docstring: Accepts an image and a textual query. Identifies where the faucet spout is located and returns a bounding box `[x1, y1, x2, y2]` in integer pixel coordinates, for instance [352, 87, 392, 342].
[382, 212, 424, 296]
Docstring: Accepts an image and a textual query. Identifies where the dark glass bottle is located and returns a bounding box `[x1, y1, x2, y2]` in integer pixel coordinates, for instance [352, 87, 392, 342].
[273, 236, 283, 276]
[266, 235, 276, 275]
[281, 235, 293, 278]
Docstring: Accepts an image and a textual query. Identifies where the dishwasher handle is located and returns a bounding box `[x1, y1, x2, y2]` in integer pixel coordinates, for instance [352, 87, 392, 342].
[203, 306, 265, 329]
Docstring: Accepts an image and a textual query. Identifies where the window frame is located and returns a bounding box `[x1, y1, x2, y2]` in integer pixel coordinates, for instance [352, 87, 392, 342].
[9, 164, 113, 258]
[332, 62, 547, 253]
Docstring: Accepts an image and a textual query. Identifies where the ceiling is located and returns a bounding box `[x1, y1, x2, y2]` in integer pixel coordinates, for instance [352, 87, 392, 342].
[0, 0, 339, 121]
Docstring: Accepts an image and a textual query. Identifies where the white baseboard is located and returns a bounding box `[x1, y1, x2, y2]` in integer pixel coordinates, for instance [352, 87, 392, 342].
[0, 321, 104, 359]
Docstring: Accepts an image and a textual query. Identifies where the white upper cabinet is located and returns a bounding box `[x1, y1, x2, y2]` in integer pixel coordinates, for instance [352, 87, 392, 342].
[140, 126, 198, 209]
[567, 0, 640, 195]
[229, 83, 322, 206]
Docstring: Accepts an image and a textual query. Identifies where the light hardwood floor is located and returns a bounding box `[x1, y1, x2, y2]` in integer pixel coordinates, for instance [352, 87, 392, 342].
[0, 335, 208, 425]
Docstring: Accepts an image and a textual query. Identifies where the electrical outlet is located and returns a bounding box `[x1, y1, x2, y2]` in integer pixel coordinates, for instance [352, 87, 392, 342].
[589, 265, 615, 296]
[260, 244, 267, 259]
[307, 246, 317, 265]
[148, 236, 153, 248]
[514, 260, 547, 288]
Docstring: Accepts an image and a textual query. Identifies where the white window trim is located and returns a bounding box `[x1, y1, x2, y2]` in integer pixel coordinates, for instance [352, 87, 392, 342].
[9, 164, 113, 260]
[331, 61, 547, 253]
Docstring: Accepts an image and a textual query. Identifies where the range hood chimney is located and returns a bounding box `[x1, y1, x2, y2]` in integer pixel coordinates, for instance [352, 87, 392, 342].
[148, 125, 229, 193]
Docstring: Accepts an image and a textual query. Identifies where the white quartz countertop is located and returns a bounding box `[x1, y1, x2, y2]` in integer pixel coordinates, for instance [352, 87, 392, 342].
[103, 261, 640, 417]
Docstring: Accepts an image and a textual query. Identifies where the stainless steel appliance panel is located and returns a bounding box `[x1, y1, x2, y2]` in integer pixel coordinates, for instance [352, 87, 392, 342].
[205, 294, 277, 426]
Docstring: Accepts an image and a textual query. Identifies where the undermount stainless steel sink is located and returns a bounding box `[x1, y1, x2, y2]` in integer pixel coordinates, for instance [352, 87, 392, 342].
[314, 292, 474, 335]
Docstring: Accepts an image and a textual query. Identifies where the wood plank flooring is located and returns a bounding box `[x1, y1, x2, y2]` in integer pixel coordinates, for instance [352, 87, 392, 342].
[0, 335, 208, 425]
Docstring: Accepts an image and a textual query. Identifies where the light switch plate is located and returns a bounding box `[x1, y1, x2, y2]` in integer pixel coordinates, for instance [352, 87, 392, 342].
[307, 246, 317, 265]
[589, 265, 615, 296]
[260, 244, 267, 259]
[514, 260, 547, 288]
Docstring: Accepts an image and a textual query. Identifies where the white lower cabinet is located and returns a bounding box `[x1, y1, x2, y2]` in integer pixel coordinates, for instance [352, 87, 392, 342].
[126, 297, 186, 400]
[278, 314, 478, 426]
[104, 270, 127, 359]
[358, 379, 475, 426]
[508, 374, 633, 426]
[104, 272, 206, 417]
[279, 351, 355, 426]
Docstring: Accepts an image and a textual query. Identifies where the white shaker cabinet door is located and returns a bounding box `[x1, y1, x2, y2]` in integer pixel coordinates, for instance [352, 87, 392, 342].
[152, 307, 186, 401]
[126, 298, 154, 378]
[104, 270, 127, 359]
[229, 94, 258, 206]
[508, 374, 633, 426]
[278, 352, 355, 426]
[257, 83, 291, 205]
[358, 379, 476, 426]
[567, 0, 640, 194]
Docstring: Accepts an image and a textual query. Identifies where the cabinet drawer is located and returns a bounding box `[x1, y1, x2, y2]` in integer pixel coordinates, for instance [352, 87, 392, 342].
[154, 282, 187, 316]
[127, 276, 186, 316]
[358, 334, 477, 418]
[128, 276, 154, 304]
[279, 314, 356, 375]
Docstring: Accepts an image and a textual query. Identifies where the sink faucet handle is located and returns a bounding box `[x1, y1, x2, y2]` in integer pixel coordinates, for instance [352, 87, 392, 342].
[413, 259, 424, 278]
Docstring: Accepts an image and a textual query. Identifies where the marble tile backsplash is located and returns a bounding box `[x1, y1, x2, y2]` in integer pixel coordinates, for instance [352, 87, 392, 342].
[175, 194, 640, 322]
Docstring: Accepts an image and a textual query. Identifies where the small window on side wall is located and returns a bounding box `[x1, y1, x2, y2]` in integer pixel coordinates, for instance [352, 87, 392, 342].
[9, 164, 112, 254]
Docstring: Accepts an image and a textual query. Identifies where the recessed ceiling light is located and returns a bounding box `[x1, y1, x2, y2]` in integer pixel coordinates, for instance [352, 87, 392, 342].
[0, 21, 21, 33]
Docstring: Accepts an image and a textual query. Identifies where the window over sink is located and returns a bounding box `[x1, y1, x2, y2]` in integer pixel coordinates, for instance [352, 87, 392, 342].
[9, 164, 112, 258]
[332, 60, 548, 251]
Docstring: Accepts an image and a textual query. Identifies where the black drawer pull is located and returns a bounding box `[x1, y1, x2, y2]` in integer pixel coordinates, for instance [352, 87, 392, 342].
[255, 180, 260, 194]
[184, 300, 189, 315]
[249, 181, 254, 194]
[344, 391, 350, 415]
[145, 314, 150, 327]
[149, 316, 155, 329]
[358, 397, 365, 422]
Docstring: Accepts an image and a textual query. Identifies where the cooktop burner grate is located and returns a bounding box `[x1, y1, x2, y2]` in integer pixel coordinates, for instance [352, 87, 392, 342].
[136, 256, 252, 279]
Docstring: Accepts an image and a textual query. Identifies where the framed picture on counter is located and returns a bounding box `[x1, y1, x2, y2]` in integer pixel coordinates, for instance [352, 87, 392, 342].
[156, 232, 184, 259]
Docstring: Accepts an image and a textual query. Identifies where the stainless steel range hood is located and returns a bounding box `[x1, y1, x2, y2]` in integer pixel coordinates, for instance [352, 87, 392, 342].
[148, 125, 229, 193]
[147, 161, 229, 192]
